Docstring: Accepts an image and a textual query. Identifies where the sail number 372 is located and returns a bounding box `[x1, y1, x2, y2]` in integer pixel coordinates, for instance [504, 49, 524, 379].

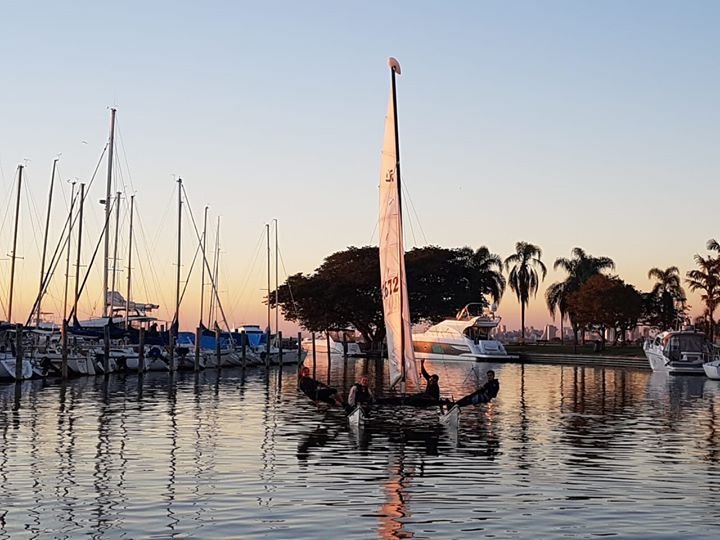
[383, 276, 399, 298]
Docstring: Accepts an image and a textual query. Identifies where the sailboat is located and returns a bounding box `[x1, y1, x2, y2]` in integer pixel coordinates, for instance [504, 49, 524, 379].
[365, 57, 458, 428]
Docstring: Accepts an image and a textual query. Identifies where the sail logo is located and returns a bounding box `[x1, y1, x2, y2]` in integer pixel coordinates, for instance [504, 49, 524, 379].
[385, 168, 395, 183]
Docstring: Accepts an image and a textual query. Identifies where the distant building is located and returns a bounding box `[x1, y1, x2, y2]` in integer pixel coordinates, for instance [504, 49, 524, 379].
[541, 324, 557, 341]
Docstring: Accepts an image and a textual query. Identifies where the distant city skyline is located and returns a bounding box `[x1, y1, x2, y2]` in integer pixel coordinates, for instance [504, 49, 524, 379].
[0, 1, 718, 333]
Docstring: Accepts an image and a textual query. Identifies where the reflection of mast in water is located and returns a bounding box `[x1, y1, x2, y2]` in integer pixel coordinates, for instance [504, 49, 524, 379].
[92, 379, 113, 538]
[378, 448, 414, 539]
[258, 371, 279, 507]
[165, 380, 179, 532]
[55, 383, 80, 531]
[28, 389, 42, 540]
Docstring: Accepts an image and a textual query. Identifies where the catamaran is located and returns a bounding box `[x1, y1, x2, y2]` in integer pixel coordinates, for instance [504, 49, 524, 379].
[349, 57, 459, 428]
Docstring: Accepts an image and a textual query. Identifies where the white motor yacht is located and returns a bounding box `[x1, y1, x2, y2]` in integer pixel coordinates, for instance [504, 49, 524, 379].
[301, 333, 363, 356]
[412, 303, 518, 362]
[643, 330, 717, 375]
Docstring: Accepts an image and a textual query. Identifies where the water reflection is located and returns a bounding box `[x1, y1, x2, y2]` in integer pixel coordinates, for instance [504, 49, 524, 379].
[1, 362, 720, 538]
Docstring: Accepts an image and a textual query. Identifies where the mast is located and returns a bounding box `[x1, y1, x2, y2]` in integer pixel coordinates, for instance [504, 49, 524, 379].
[199, 206, 208, 326]
[62, 181, 76, 321]
[109, 191, 121, 317]
[389, 58, 404, 382]
[37, 157, 58, 326]
[174, 178, 182, 335]
[102, 108, 116, 318]
[207, 216, 220, 327]
[125, 194, 134, 329]
[73, 183, 86, 320]
[266, 222, 271, 337]
[7, 165, 23, 323]
[273, 219, 278, 341]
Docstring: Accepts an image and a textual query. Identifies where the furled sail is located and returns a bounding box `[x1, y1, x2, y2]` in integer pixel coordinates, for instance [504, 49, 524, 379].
[378, 58, 420, 390]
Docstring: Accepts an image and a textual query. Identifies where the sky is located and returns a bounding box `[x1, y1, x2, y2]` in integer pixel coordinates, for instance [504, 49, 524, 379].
[0, 1, 718, 333]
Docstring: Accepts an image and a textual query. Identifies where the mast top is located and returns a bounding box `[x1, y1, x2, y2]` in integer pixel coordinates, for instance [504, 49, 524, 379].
[388, 57, 401, 75]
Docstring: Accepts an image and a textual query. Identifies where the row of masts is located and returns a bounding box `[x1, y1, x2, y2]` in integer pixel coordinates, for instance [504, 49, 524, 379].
[3, 108, 283, 344]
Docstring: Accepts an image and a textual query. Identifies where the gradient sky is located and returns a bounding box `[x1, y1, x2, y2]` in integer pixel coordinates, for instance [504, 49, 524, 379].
[0, 1, 718, 332]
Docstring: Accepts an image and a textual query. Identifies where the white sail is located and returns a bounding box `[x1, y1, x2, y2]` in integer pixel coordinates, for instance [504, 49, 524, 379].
[378, 60, 420, 390]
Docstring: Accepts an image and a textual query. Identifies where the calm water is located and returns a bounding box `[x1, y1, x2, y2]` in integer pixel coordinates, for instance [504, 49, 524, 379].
[1, 358, 720, 539]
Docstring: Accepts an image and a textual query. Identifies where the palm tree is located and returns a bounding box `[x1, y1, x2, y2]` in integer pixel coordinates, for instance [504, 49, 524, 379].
[647, 266, 686, 329]
[504, 242, 546, 343]
[686, 253, 720, 342]
[469, 246, 505, 306]
[708, 239, 720, 253]
[546, 247, 615, 344]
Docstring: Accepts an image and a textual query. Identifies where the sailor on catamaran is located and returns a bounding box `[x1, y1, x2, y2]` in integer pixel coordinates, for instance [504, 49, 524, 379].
[298, 366, 343, 407]
[347, 374, 374, 412]
[376, 360, 453, 410]
[455, 370, 500, 407]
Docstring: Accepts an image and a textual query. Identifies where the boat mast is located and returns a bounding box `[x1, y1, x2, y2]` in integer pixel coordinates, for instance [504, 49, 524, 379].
[389, 58, 404, 383]
[266, 222, 271, 337]
[37, 157, 58, 326]
[62, 181, 76, 321]
[72, 183, 86, 320]
[7, 165, 23, 323]
[274, 218, 278, 341]
[125, 194, 134, 329]
[109, 191, 121, 317]
[102, 108, 116, 318]
[207, 216, 220, 327]
[199, 206, 208, 326]
[174, 178, 182, 336]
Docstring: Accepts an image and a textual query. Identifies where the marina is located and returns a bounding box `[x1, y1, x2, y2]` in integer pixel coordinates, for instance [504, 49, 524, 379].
[2, 360, 720, 538]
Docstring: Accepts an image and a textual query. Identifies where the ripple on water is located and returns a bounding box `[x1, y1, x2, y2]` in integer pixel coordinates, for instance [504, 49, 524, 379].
[2, 363, 720, 538]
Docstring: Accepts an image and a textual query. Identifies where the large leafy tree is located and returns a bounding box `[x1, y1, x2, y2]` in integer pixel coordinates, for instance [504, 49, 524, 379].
[504, 242, 546, 343]
[686, 250, 720, 342]
[270, 245, 505, 345]
[646, 266, 686, 330]
[566, 274, 643, 348]
[545, 247, 615, 344]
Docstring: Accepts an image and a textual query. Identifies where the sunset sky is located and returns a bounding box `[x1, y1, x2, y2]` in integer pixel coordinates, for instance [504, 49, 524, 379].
[0, 1, 718, 332]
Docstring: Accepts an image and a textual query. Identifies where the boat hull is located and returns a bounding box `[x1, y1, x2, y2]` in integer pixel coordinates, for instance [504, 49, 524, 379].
[704, 361, 720, 380]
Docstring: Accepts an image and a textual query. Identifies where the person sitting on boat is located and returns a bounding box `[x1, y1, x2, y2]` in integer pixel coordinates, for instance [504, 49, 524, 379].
[346, 374, 374, 413]
[455, 370, 499, 407]
[299, 366, 343, 406]
[375, 360, 451, 410]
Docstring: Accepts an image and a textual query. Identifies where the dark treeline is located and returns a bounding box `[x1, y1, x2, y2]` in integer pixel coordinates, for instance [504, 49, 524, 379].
[269, 239, 720, 347]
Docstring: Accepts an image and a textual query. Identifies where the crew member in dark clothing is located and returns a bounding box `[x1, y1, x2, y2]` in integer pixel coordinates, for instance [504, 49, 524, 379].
[298, 367, 342, 406]
[456, 370, 499, 407]
[420, 359, 440, 400]
[347, 375, 374, 408]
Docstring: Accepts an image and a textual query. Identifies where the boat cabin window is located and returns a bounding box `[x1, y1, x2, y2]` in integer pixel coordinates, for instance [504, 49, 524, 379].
[465, 326, 492, 342]
[664, 334, 707, 361]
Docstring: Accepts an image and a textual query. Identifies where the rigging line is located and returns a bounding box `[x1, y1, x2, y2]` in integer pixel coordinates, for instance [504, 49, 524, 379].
[22, 175, 44, 260]
[179, 183, 233, 336]
[173, 239, 202, 326]
[277, 248, 301, 321]
[24, 147, 109, 325]
[401, 179, 428, 246]
[133, 199, 170, 311]
[115, 120, 136, 195]
[67, 195, 118, 322]
[227, 226, 266, 317]
[400, 181, 418, 248]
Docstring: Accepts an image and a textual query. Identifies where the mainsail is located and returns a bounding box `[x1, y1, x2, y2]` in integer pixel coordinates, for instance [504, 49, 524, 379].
[378, 57, 420, 390]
